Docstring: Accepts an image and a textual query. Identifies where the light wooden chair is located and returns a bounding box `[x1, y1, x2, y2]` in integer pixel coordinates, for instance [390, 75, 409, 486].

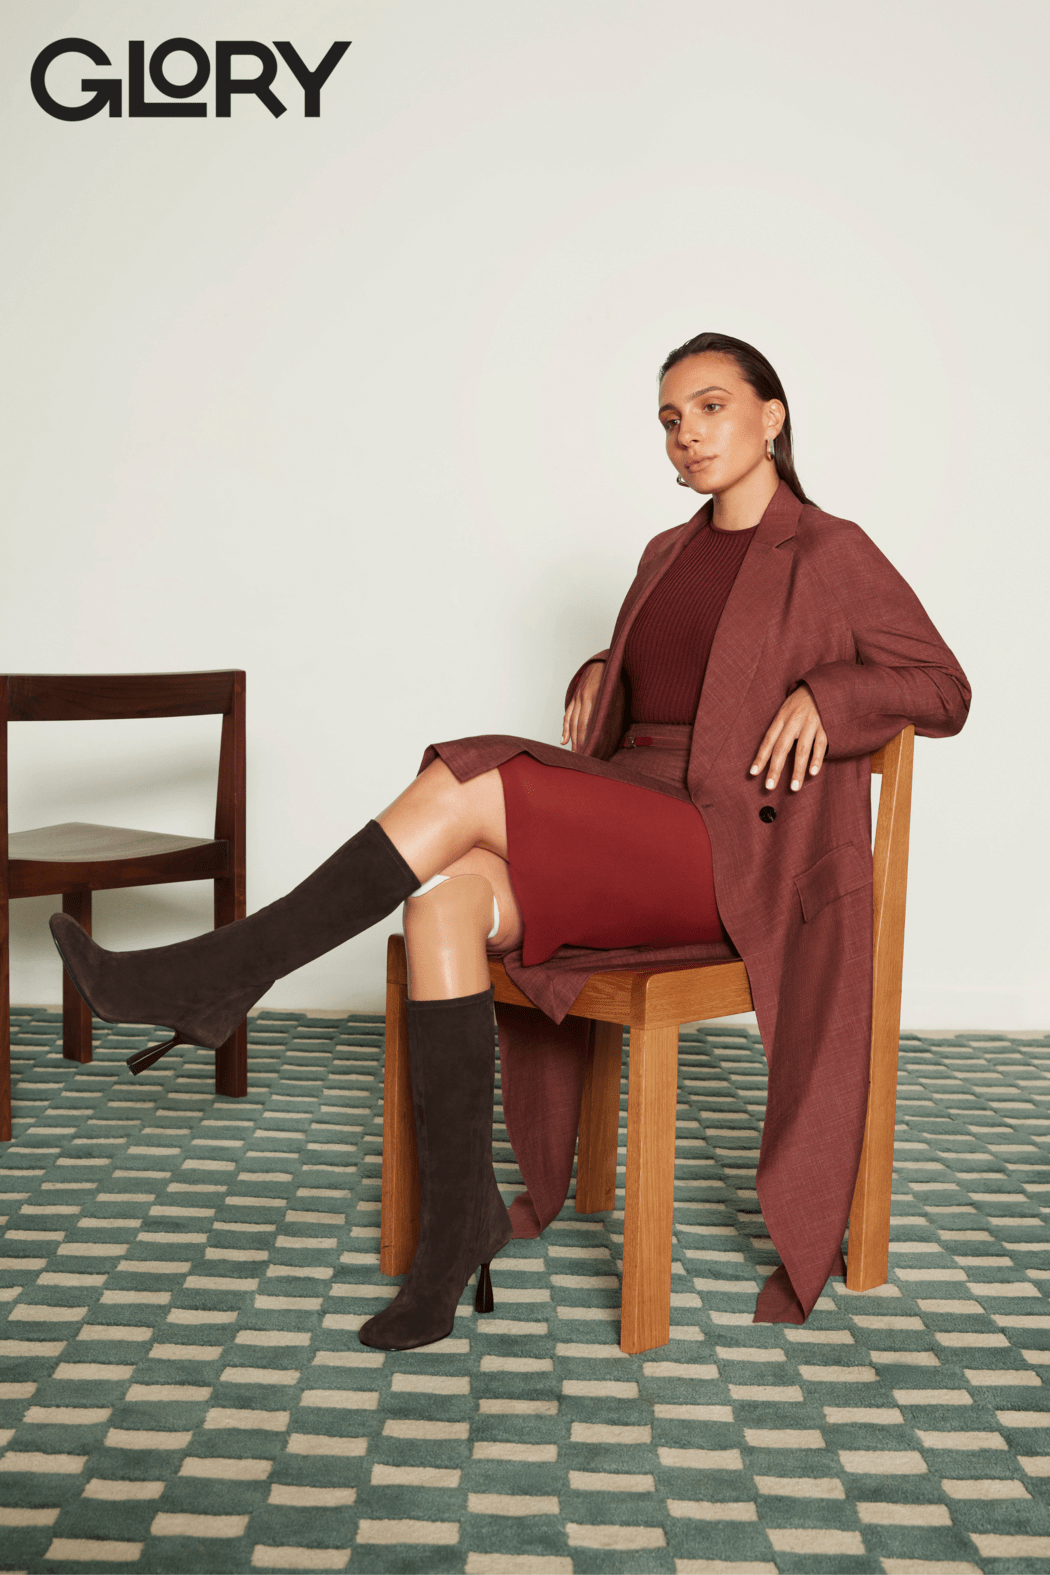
[380, 726, 914, 1353]
[1, 672, 246, 1143]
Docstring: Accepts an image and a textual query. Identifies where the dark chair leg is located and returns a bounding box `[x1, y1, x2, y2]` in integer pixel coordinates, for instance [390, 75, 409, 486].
[1, 893, 11, 1142]
[215, 1021, 248, 1098]
[62, 892, 93, 1064]
[213, 871, 247, 1098]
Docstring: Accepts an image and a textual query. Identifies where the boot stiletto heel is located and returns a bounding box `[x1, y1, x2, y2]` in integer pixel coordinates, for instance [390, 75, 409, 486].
[475, 1262, 495, 1314]
[126, 1036, 188, 1076]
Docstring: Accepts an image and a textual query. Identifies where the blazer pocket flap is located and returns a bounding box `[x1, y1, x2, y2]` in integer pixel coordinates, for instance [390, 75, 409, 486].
[794, 843, 871, 923]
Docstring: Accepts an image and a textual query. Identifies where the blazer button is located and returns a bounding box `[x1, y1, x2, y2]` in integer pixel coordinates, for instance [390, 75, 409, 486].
[759, 806, 777, 823]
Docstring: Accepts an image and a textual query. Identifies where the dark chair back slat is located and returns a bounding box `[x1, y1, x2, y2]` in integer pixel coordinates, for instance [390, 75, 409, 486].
[4, 672, 236, 722]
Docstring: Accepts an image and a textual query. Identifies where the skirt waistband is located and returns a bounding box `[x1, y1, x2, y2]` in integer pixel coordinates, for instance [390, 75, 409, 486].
[619, 722, 693, 751]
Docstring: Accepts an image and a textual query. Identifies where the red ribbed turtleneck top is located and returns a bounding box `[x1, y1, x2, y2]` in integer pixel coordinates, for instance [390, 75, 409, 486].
[623, 520, 758, 724]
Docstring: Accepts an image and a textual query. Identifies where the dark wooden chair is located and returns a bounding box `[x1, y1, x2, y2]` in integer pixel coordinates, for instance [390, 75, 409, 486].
[1, 671, 246, 1141]
[380, 726, 914, 1353]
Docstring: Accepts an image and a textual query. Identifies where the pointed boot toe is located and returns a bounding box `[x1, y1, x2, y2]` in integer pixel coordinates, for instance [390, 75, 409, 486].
[357, 1300, 455, 1352]
[48, 910, 252, 1049]
[49, 914, 110, 1022]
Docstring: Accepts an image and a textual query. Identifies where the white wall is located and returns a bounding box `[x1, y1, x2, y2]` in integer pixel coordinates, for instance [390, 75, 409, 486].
[2, 0, 1046, 1025]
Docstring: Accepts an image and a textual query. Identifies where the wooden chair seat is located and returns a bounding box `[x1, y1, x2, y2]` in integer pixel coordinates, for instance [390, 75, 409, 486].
[2, 671, 247, 1141]
[380, 726, 915, 1354]
[488, 954, 754, 1027]
[9, 822, 227, 898]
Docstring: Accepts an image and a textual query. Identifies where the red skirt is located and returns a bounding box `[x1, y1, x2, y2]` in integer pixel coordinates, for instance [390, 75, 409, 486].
[497, 751, 722, 966]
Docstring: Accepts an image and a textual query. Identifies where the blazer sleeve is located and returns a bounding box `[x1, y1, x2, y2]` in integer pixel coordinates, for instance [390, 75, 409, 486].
[798, 522, 971, 758]
[564, 651, 609, 709]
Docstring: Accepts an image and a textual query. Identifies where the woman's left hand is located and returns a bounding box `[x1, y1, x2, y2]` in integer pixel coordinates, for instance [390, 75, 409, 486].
[750, 684, 828, 791]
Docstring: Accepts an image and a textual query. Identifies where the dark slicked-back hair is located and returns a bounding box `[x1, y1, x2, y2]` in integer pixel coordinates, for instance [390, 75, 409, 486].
[659, 332, 814, 506]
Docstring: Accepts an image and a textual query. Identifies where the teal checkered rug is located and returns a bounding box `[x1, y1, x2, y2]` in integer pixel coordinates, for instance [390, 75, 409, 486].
[2, 1009, 1050, 1574]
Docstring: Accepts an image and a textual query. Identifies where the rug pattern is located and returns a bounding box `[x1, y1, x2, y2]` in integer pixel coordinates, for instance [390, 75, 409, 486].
[1, 1008, 1049, 1573]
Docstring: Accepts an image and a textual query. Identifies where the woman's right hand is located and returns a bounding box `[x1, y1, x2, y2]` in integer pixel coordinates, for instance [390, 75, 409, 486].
[561, 662, 605, 752]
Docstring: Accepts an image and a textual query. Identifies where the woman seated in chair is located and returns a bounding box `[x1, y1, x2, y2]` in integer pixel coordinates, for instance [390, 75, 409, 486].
[51, 331, 970, 1348]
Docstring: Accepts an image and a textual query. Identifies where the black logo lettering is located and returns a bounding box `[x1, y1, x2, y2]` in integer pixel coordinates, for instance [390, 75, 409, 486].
[31, 37, 122, 121]
[273, 42, 351, 117]
[215, 42, 286, 118]
[31, 38, 351, 120]
[129, 39, 210, 117]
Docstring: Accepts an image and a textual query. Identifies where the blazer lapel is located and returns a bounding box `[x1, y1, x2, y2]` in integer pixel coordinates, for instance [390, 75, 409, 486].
[585, 500, 712, 754]
[687, 481, 803, 789]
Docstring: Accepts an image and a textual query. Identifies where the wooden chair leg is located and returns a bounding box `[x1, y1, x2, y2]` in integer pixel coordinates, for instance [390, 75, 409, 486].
[846, 1012, 901, 1289]
[576, 1019, 623, 1214]
[213, 871, 248, 1098]
[0, 893, 10, 1142]
[62, 892, 93, 1064]
[380, 935, 419, 1276]
[847, 730, 912, 1290]
[620, 1022, 679, 1354]
[215, 1021, 248, 1099]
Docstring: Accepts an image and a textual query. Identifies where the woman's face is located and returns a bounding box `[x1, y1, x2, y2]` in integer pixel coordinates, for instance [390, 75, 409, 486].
[658, 352, 784, 495]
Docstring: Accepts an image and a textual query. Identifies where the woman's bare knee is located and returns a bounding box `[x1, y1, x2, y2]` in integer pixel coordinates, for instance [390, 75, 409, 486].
[438, 849, 523, 952]
[377, 763, 509, 881]
[404, 873, 493, 941]
[403, 873, 494, 1000]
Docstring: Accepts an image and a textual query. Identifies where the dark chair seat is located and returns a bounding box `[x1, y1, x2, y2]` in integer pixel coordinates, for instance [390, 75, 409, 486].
[9, 822, 227, 898]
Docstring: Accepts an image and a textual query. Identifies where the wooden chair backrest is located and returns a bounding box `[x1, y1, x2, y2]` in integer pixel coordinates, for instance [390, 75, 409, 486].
[0, 669, 246, 877]
[1, 671, 237, 722]
[869, 726, 915, 1029]
[845, 724, 915, 1289]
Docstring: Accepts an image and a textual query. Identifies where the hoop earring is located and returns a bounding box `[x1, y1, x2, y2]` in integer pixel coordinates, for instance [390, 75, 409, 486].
[766, 437, 776, 461]
[676, 474, 691, 487]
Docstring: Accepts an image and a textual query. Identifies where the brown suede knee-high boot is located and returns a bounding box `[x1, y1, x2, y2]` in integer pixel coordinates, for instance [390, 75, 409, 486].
[358, 986, 512, 1351]
[49, 820, 420, 1065]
